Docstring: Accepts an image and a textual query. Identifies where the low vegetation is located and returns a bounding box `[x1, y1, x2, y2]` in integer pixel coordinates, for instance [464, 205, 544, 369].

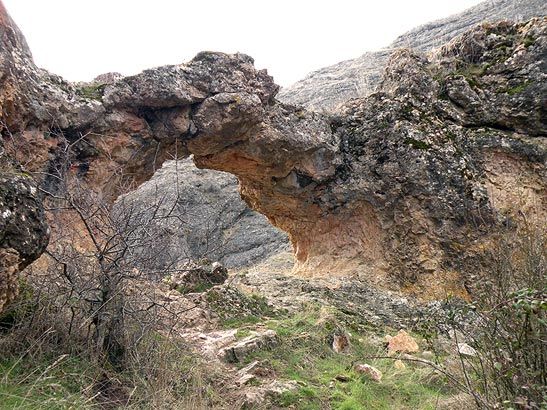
[75, 84, 105, 101]
[0, 354, 95, 409]
[236, 305, 458, 409]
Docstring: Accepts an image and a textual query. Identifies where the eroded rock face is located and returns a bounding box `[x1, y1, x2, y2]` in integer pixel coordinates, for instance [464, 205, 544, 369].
[278, 0, 546, 111]
[0, 0, 545, 304]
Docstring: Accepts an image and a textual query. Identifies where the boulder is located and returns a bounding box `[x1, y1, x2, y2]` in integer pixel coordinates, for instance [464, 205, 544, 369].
[0, 157, 49, 312]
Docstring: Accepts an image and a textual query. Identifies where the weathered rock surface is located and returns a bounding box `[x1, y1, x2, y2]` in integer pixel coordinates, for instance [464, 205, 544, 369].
[219, 329, 278, 363]
[278, 0, 546, 111]
[0, 154, 49, 311]
[114, 159, 289, 271]
[0, 0, 545, 306]
[242, 380, 299, 408]
[0, 3, 50, 304]
[164, 260, 228, 293]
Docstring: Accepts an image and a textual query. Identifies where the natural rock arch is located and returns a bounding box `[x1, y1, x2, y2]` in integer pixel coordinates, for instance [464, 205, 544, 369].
[1, 0, 545, 309]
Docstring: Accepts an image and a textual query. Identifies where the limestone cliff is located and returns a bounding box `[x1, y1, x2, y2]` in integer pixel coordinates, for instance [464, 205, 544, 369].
[0, 0, 545, 307]
[278, 0, 546, 111]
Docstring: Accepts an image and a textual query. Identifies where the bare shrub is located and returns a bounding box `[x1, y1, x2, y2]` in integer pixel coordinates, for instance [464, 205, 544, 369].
[0, 128, 218, 406]
[425, 221, 546, 409]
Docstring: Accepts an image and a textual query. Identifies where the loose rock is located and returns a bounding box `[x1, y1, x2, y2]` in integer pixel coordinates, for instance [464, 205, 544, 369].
[457, 343, 478, 357]
[354, 363, 383, 382]
[219, 330, 277, 363]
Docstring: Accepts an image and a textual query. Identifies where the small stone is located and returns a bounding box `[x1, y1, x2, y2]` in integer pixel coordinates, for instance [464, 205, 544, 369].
[354, 363, 382, 382]
[457, 343, 477, 357]
[387, 330, 419, 355]
[263, 380, 299, 398]
[237, 373, 256, 386]
[394, 360, 406, 370]
[420, 350, 435, 361]
[237, 360, 260, 375]
[334, 374, 351, 382]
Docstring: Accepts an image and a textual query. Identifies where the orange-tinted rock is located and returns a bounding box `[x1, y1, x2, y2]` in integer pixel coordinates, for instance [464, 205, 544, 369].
[387, 330, 419, 355]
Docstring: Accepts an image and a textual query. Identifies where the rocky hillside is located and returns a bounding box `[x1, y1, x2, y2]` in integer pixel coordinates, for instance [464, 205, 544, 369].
[0, 4, 545, 408]
[278, 0, 546, 111]
[0, 0, 545, 308]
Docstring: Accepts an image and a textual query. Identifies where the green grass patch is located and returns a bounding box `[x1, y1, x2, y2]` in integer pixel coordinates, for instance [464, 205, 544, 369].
[204, 286, 277, 328]
[176, 281, 214, 294]
[523, 36, 535, 48]
[0, 354, 96, 409]
[237, 304, 456, 409]
[75, 84, 105, 101]
[505, 81, 531, 95]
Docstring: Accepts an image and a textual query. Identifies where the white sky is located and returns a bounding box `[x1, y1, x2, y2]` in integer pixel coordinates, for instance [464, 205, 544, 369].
[4, 0, 482, 86]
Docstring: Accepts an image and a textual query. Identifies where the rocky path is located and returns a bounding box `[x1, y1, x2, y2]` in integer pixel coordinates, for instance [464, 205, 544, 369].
[167, 252, 468, 408]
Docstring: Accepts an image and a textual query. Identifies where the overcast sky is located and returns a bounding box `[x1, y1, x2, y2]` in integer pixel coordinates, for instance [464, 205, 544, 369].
[4, 0, 482, 86]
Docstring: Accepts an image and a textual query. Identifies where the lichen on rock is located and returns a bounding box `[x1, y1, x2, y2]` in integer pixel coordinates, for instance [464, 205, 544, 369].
[0, 156, 49, 311]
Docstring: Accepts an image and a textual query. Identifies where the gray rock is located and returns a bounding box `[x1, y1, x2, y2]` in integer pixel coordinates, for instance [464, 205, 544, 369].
[457, 342, 478, 357]
[113, 158, 289, 272]
[219, 329, 278, 363]
[278, 0, 546, 111]
[243, 380, 299, 408]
